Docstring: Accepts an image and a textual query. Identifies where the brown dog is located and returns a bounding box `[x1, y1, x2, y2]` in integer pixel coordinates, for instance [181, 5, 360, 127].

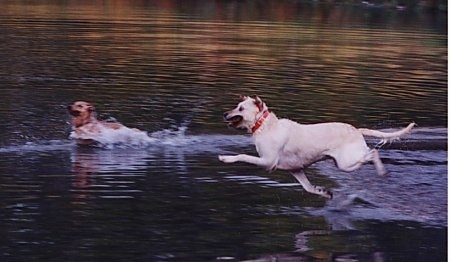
[67, 101, 141, 145]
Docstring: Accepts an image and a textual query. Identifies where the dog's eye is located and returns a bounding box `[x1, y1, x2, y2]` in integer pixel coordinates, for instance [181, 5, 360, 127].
[239, 106, 244, 112]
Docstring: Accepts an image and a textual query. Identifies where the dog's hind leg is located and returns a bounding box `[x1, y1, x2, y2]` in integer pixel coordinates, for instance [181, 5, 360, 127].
[367, 149, 387, 176]
[291, 171, 333, 199]
[334, 148, 387, 176]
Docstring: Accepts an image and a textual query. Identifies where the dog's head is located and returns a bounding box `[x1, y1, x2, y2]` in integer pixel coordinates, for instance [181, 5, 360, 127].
[223, 95, 268, 132]
[67, 101, 96, 127]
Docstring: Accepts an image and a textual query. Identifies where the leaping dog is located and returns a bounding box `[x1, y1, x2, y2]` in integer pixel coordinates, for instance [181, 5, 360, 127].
[218, 95, 415, 199]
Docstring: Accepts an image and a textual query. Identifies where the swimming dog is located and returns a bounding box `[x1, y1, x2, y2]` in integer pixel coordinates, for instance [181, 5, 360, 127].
[67, 101, 143, 145]
[218, 95, 415, 199]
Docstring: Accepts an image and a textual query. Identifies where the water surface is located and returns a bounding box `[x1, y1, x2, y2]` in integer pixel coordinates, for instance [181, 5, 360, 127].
[0, 1, 446, 261]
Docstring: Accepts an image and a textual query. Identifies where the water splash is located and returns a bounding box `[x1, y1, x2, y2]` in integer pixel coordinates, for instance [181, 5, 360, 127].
[68, 115, 200, 148]
[69, 125, 156, 148]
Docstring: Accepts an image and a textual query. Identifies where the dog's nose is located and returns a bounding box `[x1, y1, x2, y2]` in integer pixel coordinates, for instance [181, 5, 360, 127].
[223, 112, 229, 119]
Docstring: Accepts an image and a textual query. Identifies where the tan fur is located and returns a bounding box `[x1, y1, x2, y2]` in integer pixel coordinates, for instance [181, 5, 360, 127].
[67, 101, 139, 145]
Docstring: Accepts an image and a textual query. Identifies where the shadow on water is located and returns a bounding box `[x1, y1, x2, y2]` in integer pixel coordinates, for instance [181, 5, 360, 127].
[0, 0, 446, 261]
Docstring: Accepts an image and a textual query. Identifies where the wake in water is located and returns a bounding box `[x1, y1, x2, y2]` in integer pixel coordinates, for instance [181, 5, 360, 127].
[67, 99, 222, 149]
[68, 118, 194, 148]
[0, 121, 251, 154]
[68, 119, 252, 152]
[69, 125, 155, 148]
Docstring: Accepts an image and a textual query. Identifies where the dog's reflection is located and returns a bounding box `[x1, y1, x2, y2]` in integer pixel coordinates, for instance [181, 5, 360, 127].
[293, 230, 385, 261]
[246, 227, 385, 262]
[244, 202, 388, 262]
[70, 147, 150, 203]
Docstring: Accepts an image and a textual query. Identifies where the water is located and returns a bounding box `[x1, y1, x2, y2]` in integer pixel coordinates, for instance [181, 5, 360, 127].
[0, 1, 447, 261]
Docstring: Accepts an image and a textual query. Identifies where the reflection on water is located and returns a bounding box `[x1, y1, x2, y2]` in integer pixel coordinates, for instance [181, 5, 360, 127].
[0, 127, 446, 260]
[70, 148, 148, 202]
[0, 1, 446, 261]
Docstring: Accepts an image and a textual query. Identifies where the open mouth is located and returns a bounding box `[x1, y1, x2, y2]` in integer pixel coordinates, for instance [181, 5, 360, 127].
[224, 115, 243, 128]
[67, 107, 81, 117]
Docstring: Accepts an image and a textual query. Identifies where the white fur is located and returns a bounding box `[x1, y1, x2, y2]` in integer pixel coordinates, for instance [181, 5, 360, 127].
[219, 96, 415, 199]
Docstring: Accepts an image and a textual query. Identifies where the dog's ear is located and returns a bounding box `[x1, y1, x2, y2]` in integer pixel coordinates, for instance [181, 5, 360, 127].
[239, 95, 247, 101]
[253, 95, 264, 112]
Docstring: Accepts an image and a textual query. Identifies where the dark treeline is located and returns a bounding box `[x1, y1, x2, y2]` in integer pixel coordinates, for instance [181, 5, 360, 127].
[319, 0, 446, 11]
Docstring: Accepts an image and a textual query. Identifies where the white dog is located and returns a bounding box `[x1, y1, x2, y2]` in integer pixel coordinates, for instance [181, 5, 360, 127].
[218, 95, 415, 199]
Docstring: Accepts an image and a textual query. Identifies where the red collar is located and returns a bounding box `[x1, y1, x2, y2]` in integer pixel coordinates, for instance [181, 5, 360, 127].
[251, 110, 270, 133]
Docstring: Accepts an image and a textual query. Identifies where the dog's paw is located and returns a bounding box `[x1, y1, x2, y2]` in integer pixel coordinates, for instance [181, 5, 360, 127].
[314, 186, 333, 199]
[218, 155, 236, 163]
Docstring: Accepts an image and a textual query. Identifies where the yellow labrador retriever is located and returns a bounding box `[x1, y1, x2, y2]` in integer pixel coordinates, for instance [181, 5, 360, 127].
[218, 95, 415, 199]
[67, 101, 143, 145]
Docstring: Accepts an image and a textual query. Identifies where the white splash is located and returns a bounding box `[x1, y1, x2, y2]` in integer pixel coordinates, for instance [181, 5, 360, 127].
[69, 125, 156, 148]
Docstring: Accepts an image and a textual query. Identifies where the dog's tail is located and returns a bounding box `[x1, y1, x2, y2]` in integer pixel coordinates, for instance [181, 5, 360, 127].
[359, 122, 416, 147]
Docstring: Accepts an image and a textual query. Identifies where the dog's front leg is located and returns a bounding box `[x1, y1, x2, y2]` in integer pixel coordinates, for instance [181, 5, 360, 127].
[218, 154, 277, 170]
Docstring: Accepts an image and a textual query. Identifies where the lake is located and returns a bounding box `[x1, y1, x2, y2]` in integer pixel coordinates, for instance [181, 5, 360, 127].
[0, 1, 447, 261]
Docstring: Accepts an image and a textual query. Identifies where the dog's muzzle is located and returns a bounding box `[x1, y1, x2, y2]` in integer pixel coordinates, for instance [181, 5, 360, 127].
[67, 105, 80, 116]
[223, 112, 243, 128]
